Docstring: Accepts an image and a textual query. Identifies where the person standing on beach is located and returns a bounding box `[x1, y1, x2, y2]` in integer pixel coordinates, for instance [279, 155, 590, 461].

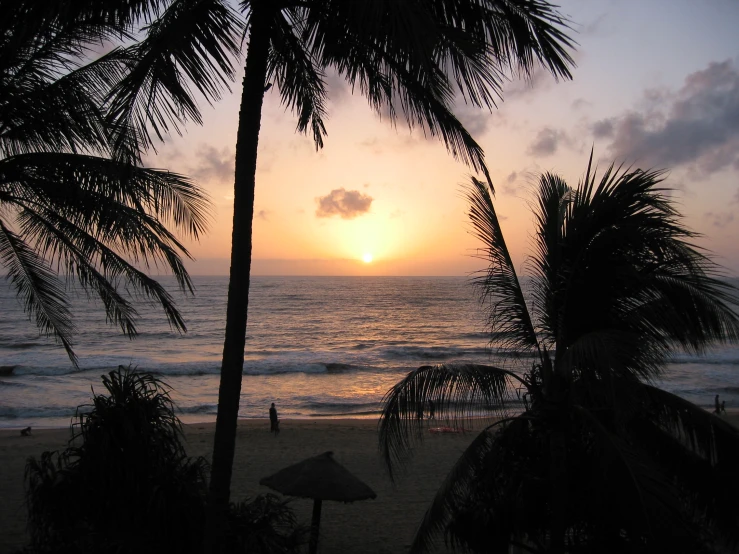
[715, 394, 721, 415]
[269, 403, 279, 435]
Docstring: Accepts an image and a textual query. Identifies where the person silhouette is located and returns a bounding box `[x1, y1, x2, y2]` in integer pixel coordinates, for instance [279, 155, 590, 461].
[269, 402, 279, 435]
[428, 399, 436, 419]
[714, 394, 721, 415]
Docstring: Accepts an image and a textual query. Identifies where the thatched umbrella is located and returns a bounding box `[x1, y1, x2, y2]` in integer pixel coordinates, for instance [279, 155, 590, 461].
[259, 451, 376, 554]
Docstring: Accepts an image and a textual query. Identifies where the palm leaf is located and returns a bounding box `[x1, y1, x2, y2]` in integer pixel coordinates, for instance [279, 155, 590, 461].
[268, 8, 328, 148]
[466, 176, 541, 357]
[379, 363, 523, 478]
[107, 0, 242, 154]
[0, 220, 77, 365]
[410, 417, 540, 554]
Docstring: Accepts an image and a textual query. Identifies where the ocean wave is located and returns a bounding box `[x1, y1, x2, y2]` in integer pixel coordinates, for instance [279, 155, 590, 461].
[668, 353, 739, 365]
[0, 405, 76, 420]
[383, 345, 490, 360]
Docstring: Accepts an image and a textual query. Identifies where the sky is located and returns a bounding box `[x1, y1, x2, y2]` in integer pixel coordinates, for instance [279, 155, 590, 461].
[146, 0, 739, 277]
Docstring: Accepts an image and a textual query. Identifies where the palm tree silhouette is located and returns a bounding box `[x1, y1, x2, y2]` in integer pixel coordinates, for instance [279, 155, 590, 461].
[0, 1, 230, 365]
[379, 157, 739, 553]
[198, 3, 576, 547]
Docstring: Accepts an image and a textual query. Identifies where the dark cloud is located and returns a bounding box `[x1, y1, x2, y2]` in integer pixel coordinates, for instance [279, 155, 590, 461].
[602, 60, 739, 175]
[527, 127, 568, 157]
[325, 69, 351, 105]
[316, 188, 373, 219]
[592, 118, 615, 138]
[506, 171, 518, 184]
[190, 145, 234, 183]
[257, 210, 270, 221]
[705, 211, 735, 229]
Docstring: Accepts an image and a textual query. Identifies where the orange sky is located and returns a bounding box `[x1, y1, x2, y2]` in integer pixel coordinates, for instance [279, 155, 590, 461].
[146, 0, 739, 277]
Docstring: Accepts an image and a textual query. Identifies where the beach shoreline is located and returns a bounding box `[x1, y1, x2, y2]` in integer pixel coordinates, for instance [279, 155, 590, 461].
[0, 418, 477, 554]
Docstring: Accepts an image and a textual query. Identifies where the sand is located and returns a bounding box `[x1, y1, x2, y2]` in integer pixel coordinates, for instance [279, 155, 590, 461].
[3, 413, 737, 554]
[0, 419, 475, 554]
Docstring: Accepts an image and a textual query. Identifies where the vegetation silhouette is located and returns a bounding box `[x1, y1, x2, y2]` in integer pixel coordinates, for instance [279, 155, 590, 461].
[186, 3, 577, 549]
[0, 1, 223, 365]
[379, 156, 739, 553]
[24, 366, 306, 554]
[25, 367, 210, 553]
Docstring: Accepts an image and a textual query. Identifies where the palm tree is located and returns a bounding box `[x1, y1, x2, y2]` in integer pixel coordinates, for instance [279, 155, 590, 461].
[0, 0, 239, 364]
[194, 3, 577, 548]
[379, 157, 739, 553]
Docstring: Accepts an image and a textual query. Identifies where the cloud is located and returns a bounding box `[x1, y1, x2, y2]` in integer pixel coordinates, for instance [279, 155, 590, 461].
[190, 145, 234, 183]
[503, 66, 557, 101]
[705, 211, 735, 229]
[325, 69, 351, 105]
[315, 188, 373, 219]
[527, 127, 568, 157]
[571, 98, 592, 111]
[453, 99, 505, 137]
[592, 118, 615, 138]
[601, 60, 739, 175]
[257, 210, 270, 221]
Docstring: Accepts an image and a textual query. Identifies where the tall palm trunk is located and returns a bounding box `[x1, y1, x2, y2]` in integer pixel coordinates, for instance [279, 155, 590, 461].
[204, 5, 272, 553]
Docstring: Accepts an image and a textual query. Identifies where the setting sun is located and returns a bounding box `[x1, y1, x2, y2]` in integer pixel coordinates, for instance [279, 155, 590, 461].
[362, 253, 373, 263]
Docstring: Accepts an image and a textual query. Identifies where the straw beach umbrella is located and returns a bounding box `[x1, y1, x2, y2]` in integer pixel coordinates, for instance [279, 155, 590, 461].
[260, 451, 376, 554]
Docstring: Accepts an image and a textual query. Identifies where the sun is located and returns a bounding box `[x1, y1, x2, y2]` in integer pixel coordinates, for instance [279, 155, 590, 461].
[362, 253, 373, 263]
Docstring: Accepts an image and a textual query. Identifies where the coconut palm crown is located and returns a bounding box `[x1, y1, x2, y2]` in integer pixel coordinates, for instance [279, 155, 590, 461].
[379, 156, 739, 553]
[0, 0, 241, 364]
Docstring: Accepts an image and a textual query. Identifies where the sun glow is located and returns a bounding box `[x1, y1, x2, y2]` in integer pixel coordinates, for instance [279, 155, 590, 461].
[362, 253, 373, 263]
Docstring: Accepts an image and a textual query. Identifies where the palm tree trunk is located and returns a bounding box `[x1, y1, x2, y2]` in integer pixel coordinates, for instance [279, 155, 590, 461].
[203, 6, 272, 553]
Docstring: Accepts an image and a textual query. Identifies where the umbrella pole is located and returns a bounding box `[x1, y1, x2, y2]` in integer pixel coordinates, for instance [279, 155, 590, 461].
[309, 499, 322, 554]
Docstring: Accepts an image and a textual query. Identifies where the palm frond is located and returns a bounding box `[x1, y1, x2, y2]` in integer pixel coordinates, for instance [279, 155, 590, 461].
[627, 390, 739, 548]
[411, 417, 533, 554]
[527, 171, 570, 352]
[572, 404, 706, 551]
[466, 176, 541, 356]
[379, 363, 523, 478]
[107, 0, 242, 153]
[546, 159, 739, 380]
[269, 9, 328, 148]
[0, 219, 77, 365]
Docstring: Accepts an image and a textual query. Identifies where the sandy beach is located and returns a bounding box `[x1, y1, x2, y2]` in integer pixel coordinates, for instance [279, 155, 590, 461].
[0, 418, 476, 554]
[3, 413, 737, 554]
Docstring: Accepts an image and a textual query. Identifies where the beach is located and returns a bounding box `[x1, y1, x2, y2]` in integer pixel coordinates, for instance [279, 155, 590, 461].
[3, 413, 738, 554]
[0, 418, 476, 554]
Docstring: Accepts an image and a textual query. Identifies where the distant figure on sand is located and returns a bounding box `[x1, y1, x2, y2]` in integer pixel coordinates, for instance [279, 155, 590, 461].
[269, 402, 279, 435]
[428, 399, 435, 419]
[20, 426, 32, 437]
[721, 400, 727, 415]
[715, 394, 721, 415]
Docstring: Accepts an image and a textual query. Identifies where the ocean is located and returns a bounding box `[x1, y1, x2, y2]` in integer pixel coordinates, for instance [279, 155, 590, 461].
[1, 276, 738, 429]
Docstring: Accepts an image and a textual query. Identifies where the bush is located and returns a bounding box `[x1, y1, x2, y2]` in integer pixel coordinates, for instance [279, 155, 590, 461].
[24, 366, 308, 554]
[25, 366, 208, 554]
